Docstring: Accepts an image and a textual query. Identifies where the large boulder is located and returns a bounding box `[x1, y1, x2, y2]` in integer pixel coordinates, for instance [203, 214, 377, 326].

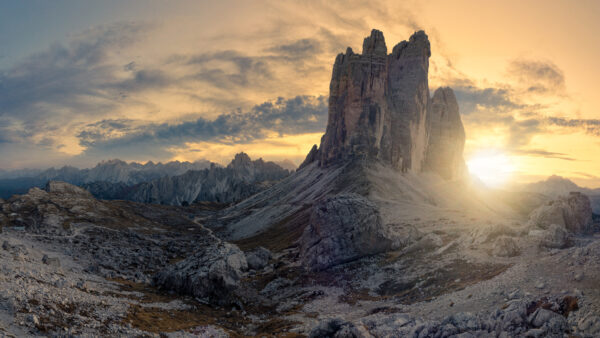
[245, 246, 272, 270]
[528, 192, 593, 233]
[529, 224, 570, 249]
[153, 240, 248, 304]
[492, 236, 520, 257]
[300, 194, 395, 271]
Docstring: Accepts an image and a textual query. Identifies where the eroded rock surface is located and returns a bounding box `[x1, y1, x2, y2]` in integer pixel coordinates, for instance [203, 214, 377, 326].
[423, 87, 466, 180]
[304, 29, 465, 180]
[299, 194, 395, 271]
[528, 192, 593, 233]
[153, 240, 247, 305]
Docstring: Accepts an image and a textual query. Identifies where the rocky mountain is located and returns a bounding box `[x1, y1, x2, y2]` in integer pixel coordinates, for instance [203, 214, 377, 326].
[519, 175, 600, 213]
[217, 29, 474, 244]
[105, 153, 290, 206]
[313, 30, 465, 179]
[0, 159, 212, 198]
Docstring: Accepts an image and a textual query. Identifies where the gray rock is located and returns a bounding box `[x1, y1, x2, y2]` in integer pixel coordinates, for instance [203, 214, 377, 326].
[42, 254, 61, 267]
[300, 194, 395, 271]
[528, 308, 563, 328]
[299, 144, 320, 170]
[578, 315, 600, 335]
[423, 87, 467, 179]
[27, 314, 39, 326]
[245, 246, 271, 270]
[528, 192, 593, 233]
[153, 239, 247, 304]
[492, 236, 520, 257]
[309, 318, 364, 338]
[261, 277, 292, 295]
[533, 224, 570, 249]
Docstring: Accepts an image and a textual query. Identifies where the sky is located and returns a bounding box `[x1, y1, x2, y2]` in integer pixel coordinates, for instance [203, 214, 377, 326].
[1, 0, 599, 187]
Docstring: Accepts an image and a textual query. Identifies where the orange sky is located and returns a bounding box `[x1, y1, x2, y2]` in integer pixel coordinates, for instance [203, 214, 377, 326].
[1, 0, 598, 187]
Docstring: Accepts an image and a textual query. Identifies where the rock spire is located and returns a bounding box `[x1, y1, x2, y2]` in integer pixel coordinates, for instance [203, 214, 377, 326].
[304, 29, 465, 179]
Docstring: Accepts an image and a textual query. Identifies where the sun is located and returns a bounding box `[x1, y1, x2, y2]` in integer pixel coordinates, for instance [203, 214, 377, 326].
[466, 150, 516, 188]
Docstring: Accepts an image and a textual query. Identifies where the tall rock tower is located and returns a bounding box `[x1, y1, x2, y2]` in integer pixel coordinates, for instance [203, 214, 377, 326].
[304, 29, 465, 180]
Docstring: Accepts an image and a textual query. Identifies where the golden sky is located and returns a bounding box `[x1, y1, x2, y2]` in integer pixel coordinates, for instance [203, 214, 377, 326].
[0, 0, 598, 187]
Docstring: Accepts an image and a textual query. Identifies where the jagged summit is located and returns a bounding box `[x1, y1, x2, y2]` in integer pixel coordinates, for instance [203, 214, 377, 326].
[304, 29, 464, 180]
[362, 29, 387, 55]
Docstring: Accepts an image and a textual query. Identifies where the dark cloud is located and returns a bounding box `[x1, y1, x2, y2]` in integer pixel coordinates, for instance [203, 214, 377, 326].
[507, 59, 566, 95]
[512, 149, 576, 161]
[547, 117, 600, 136]
[453, 86, 523, 115]
[77, 95, 328, 158]
[0, 21, 152, 138]
[506, 118, 542, 148]
[267, 38, 322, 58]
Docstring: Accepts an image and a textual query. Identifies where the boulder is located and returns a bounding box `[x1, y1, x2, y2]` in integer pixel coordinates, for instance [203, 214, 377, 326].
[309, 318, 365, 338]
[530, 224, 569, 249]
[300, 194, 395, 271]
[245, 246, 272, 270]
[153, 240, 248, 304]
[45, 181, 94, 198]
[42, 255, 61, 267]
[528, 192, 593, 233]
[492, 236, 520, 257]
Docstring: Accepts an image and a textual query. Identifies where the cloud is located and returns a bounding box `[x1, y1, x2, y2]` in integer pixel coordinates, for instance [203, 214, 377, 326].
[507, 59, 566, 95]
[0, 21, 153, 142]
[267, 38, 322, 58]
[512, 149, 576, 161]
[547, 117, 600, 136]
[77, 95, 328, 159]
[453, 85, 523, 115]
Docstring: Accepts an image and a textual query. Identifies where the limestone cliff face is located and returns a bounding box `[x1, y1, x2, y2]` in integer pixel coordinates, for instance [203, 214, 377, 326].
[318, 29, 431, 172]
[307, 29, 465, 179]
[424, 87, 466, 179]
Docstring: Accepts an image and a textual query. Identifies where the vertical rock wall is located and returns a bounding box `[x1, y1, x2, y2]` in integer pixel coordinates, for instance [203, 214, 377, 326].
[310, 29, 465, 180]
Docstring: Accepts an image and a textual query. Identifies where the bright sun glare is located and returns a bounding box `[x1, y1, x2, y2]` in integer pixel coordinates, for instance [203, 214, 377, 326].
[466, 151, 516, 188]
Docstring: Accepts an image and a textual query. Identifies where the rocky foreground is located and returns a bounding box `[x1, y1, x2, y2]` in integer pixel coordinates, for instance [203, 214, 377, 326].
[1, 180, 599, 337]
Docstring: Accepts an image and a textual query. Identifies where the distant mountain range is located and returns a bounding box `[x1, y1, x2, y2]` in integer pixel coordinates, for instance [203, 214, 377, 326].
[518, 175, 600, 213]
[0, 153, 291, 206]
[0, 158, 211, 198]
[84, 153, 290, 205]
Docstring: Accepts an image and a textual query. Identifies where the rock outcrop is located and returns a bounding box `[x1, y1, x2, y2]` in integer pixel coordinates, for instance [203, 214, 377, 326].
[528, 192, 594, 233]
[153, 240, 248, 305]
[299, 194, 395, 271]
[302, 29, 465, 180]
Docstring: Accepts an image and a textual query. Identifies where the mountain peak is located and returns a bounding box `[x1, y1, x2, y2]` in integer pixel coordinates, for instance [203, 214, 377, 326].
[305, 29, 464, 179]
[362, 29, 387, 55]
[228, 152, 252, 169]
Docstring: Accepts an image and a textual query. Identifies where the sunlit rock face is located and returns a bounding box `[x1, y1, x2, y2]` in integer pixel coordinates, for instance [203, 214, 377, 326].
[424, 87, 466, 180]
[309, 29, 465, 179]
